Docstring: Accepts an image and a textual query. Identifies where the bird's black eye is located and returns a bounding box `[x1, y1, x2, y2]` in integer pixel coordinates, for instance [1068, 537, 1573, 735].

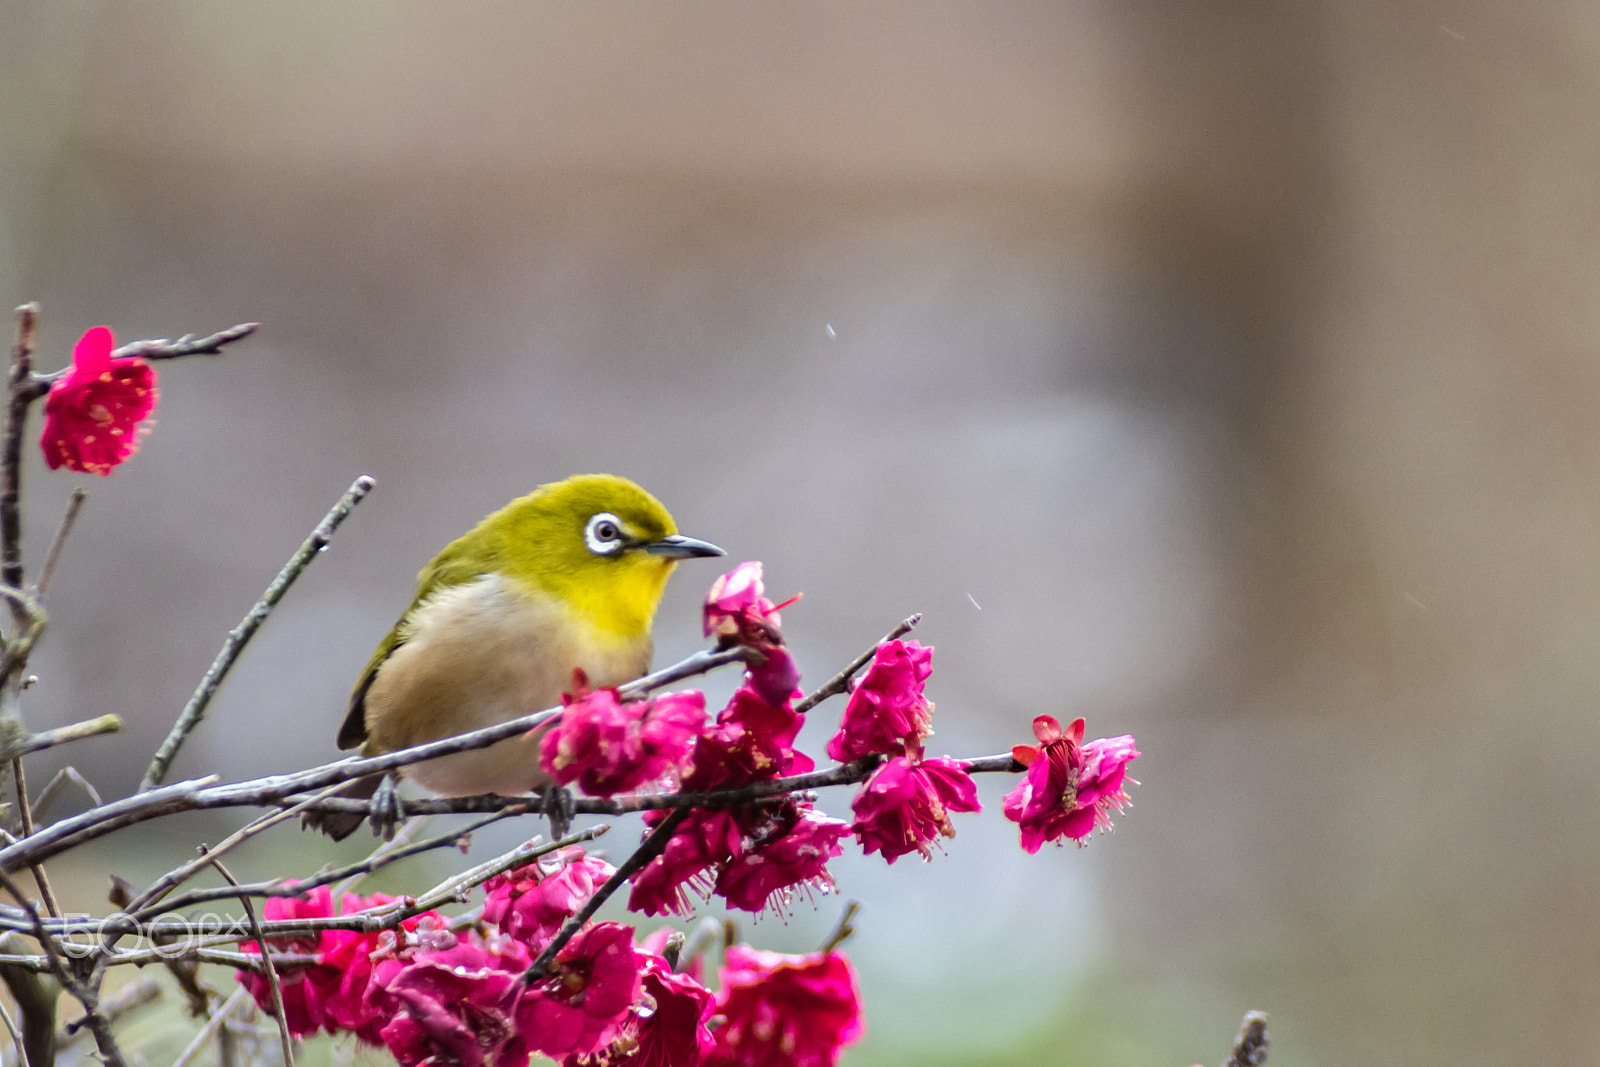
[584, 512, 626, 556]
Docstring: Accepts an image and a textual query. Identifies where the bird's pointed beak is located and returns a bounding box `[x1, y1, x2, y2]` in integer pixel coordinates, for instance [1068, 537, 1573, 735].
[644, 534, 725, 560]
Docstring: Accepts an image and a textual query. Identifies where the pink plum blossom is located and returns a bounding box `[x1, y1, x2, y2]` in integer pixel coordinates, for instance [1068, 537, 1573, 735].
[564, 954, 716, 1067]
[703, 562, 802, 705]
[708, 946, 864, 1067]
[850, 755, 981, 863]
[484, 847, 619, 950]
[539, 682, 705, 797]
[517, 922, 643, 1060]
[379, 942, 531, 1067]
[40, 326, 158, 475]
[1002, 715, 1140, 852]
[824, 640, 935, 763]
[713, 806, 848, 915]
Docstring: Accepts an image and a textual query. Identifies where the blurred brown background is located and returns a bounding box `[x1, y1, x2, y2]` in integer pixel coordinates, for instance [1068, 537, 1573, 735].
[5, 2, 1599, 1064]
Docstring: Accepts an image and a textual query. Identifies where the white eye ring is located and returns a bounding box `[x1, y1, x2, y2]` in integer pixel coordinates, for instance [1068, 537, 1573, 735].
[584, 512, 626, 556]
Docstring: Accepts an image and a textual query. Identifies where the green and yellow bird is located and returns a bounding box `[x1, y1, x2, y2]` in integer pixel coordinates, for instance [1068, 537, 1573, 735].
[308, 474, 723, 839]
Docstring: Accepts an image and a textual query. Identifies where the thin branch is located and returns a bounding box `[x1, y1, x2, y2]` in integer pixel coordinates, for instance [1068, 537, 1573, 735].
[333, 814, 431, 897]
[145, 807, 524, 918]
[0, 993, 20, 1056]
[140, 475, 376, 792]
[408, 825, 606, 916]
[29, 767, 101, 822]
[0, 646, 752, 871]
[0, 715, 121, 762]
[109, 322, 259, 364]
[57, 975, 159, 1042]
[0, 585, 44, 690]
[0, 870, 126, 1067]
[122, 783, 350, 919]
[793, 614, 921, 715]
[4, 825, 612, 956]
[623, 647, 757, 696]
[2, 305, 39, 592]
[9, 760, 59, 920]
[203, 853, 293, 1067]
[673, 917, 724, 975]
[818, 900, 860, 954]
[171, 988, 249, 1067]
[523, 808, 689, 982]
[34, 489, 85, 599]
[0, 742, 1018, 887]
[0, 948, 319, 973]
[1223, 1011, 1270, 1067]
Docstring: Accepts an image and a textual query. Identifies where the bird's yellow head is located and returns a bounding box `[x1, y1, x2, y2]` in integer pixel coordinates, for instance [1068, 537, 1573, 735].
[488, 474, 723, 640]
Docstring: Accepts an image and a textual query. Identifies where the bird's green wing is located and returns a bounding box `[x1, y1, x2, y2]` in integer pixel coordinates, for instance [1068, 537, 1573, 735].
[335, 531, 499, 749]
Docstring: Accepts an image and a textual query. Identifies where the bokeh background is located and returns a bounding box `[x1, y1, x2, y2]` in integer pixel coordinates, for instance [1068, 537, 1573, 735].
[4, 2, 1599, 1064]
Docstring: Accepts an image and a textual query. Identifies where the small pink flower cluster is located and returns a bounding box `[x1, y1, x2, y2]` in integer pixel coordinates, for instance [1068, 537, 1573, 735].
[238, 563, 1137, 1067]
[539, 679, 707, 797]
[236, 854, 864, 1067]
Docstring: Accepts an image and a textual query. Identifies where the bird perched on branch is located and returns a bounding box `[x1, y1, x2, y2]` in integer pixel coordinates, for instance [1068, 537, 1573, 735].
[305, 474, 723, 840]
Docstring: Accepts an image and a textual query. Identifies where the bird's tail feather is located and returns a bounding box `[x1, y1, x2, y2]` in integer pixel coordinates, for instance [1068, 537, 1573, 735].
[300, 774, 381, 841]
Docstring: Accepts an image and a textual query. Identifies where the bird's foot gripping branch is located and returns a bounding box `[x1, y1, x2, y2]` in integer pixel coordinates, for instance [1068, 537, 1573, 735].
[0, 304, 1262, 1067]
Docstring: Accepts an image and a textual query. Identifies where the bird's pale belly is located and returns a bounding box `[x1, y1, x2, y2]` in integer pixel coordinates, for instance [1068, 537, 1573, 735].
[362, 574, 650, 796]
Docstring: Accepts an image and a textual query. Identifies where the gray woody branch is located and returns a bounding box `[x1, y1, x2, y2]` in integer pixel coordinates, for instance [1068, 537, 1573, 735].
[140, 475, 376, 791]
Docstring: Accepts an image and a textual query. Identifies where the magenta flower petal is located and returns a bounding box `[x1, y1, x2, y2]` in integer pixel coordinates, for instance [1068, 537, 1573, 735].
[483, 847, 618, 951]
[517, 922, 643, 1060]
[850, 755, 981, 863]
[540, 685, 706, 797]
[709, 946, 864, 1067]
[824, 640, 935, 763]
[714, 807, 847, 915]
[1003, 721, 1140, 852]
[41, 326, 158, 475]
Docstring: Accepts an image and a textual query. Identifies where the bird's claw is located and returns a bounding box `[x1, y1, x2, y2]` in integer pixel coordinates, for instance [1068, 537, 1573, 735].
[368, 773, 405, 840]
[542, 785, 575, 842]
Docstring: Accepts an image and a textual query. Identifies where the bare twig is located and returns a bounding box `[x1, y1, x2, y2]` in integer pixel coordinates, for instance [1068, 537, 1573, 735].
[819, 900, 860, 954]
[0, 947, 320, 973]
[34, 489, 85, 598]
[0, 870, 126, 1067]
[108, 323, 259, 365]
[673, 917, 724, 975]
[333, 814, 431, 897]
[1223, 1011, 1270, 1067]
[794, 614, 921, 715]
[140, 475, 376, 792]
[57, 975, 159, 1042]
[10, 760, 60, 920]
[623, 647, 757, 696]
[145, 807, 524, 918]
[0, 586, 45, 688]
[0, 647, 753, 871]
[122, 784, 349, 919]
[29, 766, 101, 822]
[0, 742, 1017, 887]
[409, 826, 606, 916]
[0, 994, 20, 1057]
[0, 715, 121, 762]
[3, 825, 612, 957]
[2, 305, 39, 592]
[523, 808, 689, 982]
[203, 853, 294, 1067]
[171, 987, 249, 1067]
